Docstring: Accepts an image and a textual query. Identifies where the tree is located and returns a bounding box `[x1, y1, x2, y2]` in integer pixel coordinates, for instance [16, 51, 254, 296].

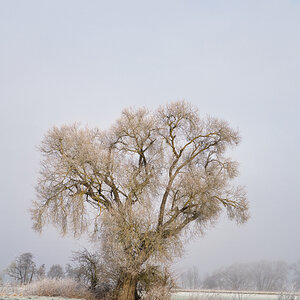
[250, 261, 289, 291]
[31, 101, 249, 300]
[36, 264, 46, 280]
[69, 249, 101, 291]
[202, 261, 290, 292]
[47, 264, 65, 279]
[202, 263, 252, 291]
[181, 266, 201, 289]
[6, 252, 36, 284]
[291, 261, 300, 291]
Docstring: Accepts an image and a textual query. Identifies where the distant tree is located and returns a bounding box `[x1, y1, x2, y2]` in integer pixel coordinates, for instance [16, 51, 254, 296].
[6, 252, 36, 284]
[181, 266, 201, 289]
[202, 272, 221, 289]
[203, 263, 250, 291]
[31, 101, 249, 300]
[202, 261, 289, 292]
[65, 263, 77, 279]
[291, 261, 300, 291]
[250, 261, 289, 291]
[222, 263, 250, 290]
[47, 264, 65, 279]
[36, 264, 46, 280]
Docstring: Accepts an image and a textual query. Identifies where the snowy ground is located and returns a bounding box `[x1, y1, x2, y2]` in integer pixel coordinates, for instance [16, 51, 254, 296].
[171, 290, 300, 300]
[1, 290, 299, 300]
[0, 297, 81, 300]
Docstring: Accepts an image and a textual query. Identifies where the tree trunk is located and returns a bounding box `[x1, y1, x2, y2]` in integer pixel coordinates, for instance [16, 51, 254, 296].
[116, 275, 138, 300]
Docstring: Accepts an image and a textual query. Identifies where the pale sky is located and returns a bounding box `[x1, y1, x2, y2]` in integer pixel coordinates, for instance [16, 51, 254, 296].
[1, 0, 300, 278]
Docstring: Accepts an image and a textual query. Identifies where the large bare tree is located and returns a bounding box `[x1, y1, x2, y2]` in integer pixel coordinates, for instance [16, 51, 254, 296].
[32, 101, 248, 300]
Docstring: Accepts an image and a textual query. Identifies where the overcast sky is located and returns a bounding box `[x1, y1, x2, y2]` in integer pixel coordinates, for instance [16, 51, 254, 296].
[1, 0, 300, 278]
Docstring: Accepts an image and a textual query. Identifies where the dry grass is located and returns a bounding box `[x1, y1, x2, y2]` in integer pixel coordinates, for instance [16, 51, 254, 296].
[0, 278, 97, 300]
[0, 284, 20, 296]
[22, 278, 97, 300]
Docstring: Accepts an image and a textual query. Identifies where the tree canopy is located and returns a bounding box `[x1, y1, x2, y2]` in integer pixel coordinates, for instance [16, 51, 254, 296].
[32, 101, 248, 300]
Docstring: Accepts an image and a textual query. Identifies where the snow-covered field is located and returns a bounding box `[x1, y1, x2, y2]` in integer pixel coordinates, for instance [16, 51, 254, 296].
[0, 296, 148, 300]
[1, 289, 299, 300]
[171, 290, 300, 300]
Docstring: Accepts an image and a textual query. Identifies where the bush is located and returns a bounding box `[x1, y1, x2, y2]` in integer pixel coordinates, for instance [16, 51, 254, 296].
[20, 278, 97, 300]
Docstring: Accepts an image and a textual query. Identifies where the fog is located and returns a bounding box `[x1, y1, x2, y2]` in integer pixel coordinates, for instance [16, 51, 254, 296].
[0, 0, 299, 278]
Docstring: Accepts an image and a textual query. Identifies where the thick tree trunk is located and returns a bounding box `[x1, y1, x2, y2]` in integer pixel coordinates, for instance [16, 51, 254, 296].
[116, 275, 138, 300]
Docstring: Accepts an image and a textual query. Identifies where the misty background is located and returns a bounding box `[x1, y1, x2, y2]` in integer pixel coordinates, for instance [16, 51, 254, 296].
[0, 0, 299, 279]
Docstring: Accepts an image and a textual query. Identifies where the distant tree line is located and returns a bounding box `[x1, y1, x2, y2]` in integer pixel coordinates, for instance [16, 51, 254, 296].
[3, 252, 300, 297]
[2, 252, 65, 285]
[1, 249, 124, 298]
[2, 251, 98, 288]
[181, 260, 300, 292]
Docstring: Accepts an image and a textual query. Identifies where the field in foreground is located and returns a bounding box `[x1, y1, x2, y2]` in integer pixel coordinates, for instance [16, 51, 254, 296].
[171, 290, 300, 300]
[0, 296, 155, 300]
[0, 294, 299, 300]
[1, 286, 300, 300]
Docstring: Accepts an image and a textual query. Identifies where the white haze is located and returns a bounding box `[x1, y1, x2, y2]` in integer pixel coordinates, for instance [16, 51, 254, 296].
[0, 0, 300, 278]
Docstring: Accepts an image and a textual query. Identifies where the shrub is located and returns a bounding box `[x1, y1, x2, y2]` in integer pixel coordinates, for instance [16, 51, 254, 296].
[20, 278, 97, 300]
